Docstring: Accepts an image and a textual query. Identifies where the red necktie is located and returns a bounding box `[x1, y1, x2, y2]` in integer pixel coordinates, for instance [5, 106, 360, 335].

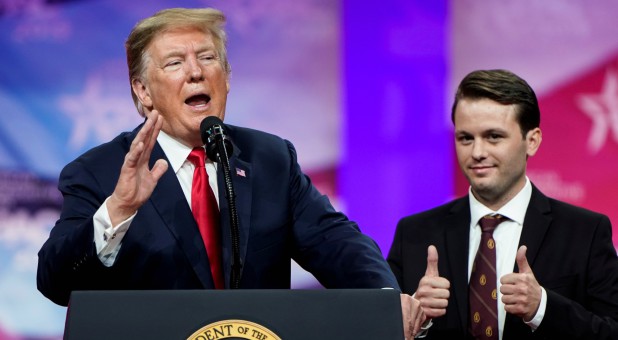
[469, 214, 505, 340]
[187, 148, 224, 289]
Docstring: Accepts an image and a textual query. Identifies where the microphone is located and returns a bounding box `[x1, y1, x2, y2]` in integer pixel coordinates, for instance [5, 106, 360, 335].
[200, 116, 233, 161]
[200, 116, 242, 289]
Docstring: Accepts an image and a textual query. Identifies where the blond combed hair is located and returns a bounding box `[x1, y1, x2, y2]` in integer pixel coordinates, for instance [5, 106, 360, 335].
[125, 8, 231, 116]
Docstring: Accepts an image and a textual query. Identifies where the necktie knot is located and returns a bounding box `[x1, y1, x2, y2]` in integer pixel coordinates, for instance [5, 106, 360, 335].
[479, 214, 505, 233]
[188, 147, 206, 168]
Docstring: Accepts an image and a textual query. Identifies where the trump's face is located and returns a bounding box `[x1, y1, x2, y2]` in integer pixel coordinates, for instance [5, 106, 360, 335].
[454, 98, 541, 210]
[132, 27, 229, 147]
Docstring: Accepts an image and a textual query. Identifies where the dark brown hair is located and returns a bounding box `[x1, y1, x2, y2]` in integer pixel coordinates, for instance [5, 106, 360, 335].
[451, 69, 540, 137]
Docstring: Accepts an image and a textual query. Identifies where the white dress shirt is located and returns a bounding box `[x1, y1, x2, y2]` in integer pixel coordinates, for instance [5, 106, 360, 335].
[467, 177, 546, 339]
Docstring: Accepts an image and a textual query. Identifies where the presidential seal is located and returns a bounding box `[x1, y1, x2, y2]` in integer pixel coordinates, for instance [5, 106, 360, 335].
[187, 319, 282, 340]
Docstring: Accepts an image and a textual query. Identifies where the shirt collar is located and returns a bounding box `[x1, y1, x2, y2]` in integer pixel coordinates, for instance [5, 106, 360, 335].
[157, 130, 200, 174]
[468, 177, 532, 228]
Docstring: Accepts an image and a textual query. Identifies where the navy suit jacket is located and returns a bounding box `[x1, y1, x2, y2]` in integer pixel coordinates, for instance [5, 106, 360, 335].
[388, 185, 618, 339]
[38, 123, 398, 306]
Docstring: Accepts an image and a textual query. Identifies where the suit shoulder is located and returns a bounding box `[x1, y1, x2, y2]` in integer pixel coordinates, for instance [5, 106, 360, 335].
[546, 196, 610, 225]
[226, 124, 288, 147]
[398, 197, 467, 225]
[530, 183, 610, 224]
[225, 124, 296, 162]
[61, 130, 134, 175]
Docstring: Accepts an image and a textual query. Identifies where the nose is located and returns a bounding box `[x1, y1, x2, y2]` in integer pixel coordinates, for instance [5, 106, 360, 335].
[471, 139, 487, 160]
[187, 56, 204, 82]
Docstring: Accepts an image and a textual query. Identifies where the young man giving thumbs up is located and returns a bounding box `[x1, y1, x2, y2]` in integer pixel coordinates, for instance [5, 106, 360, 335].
[387, 69, 618, 340]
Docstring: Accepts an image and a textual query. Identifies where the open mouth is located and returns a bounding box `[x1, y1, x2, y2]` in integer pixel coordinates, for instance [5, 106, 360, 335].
[185, 94, 211, 107]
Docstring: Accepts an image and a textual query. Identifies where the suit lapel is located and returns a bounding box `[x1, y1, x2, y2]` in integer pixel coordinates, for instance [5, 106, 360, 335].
[148, 141, 215, 288]
[216, 139, 252, 288]
[517, 185, 552, 269]
[503, 184, 552, 338]
[444, 198, 473, 333]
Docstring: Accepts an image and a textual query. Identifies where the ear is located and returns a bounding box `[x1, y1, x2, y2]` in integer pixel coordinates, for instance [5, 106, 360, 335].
[131, 78, 153, 110]
[525, 127, 542, 157]
[226, 76, 230, 93]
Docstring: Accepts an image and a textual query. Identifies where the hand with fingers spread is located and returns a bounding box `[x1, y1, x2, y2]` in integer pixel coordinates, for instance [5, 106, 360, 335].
[415, 245, 450, 319]
[400, 293, 426, 339]
[107, 111, 169, 226]
[500, 245, 542, 321]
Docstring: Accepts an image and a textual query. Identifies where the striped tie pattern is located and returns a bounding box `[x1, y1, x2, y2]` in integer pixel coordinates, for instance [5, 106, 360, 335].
[469, 214, 505, 340]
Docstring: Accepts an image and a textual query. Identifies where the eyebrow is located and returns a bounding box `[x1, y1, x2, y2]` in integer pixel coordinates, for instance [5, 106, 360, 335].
[482, 128, 507, 135]
[161, 50, 184, 60]
[454, 128, 507, 136]
[160, 43, 216, 60]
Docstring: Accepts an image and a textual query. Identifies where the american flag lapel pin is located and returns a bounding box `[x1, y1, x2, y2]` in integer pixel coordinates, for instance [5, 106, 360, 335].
[235, 167, 246, 177]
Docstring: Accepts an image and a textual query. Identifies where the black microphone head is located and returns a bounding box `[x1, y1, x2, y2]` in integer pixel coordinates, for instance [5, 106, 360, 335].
[200, 116, 233, 160]
[200, 116, 224, 144]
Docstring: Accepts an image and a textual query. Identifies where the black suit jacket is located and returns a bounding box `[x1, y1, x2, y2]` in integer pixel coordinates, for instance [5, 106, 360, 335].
[37, 123, 398, 306]
[388, 185, 618, 339]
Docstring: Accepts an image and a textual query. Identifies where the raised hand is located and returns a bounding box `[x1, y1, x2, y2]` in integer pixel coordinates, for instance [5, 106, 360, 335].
[415, 245, 450, 318]
[107, 111, 169, 226]
[500, 245, 542, 321]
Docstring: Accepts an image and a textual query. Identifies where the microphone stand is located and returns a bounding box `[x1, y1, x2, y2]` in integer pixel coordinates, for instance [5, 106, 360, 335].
[208, 124, 242, 289]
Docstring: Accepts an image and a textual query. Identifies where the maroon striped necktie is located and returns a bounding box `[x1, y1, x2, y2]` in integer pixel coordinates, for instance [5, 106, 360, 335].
[469, 214, 505, 340]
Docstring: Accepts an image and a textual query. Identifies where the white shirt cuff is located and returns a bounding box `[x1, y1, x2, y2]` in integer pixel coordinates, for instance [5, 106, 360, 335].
[93, 196, 135, 266]
[524, 286, 547, 330]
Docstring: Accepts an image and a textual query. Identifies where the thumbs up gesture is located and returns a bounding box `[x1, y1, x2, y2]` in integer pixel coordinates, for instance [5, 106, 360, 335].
[415, 245, 451, 318]
[500, 246, 542, 321]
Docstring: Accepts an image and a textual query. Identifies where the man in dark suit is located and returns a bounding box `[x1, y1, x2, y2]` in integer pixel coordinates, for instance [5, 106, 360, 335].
[36, 8, 425, 337]
[388, 69, 618, 339]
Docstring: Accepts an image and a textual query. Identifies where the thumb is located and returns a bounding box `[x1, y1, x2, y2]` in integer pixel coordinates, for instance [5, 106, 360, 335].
[425, 245, 439, 277]
[151, 159, 169, 179]
[516, 245, 532, 273]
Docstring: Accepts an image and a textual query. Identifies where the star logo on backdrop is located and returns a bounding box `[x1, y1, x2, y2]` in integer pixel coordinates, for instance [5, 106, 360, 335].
[58, 75, 141, 151]
[576, 69, 618, 153]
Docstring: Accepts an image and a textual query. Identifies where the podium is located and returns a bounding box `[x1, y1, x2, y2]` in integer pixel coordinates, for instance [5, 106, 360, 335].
[64, 289, 404, 339]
